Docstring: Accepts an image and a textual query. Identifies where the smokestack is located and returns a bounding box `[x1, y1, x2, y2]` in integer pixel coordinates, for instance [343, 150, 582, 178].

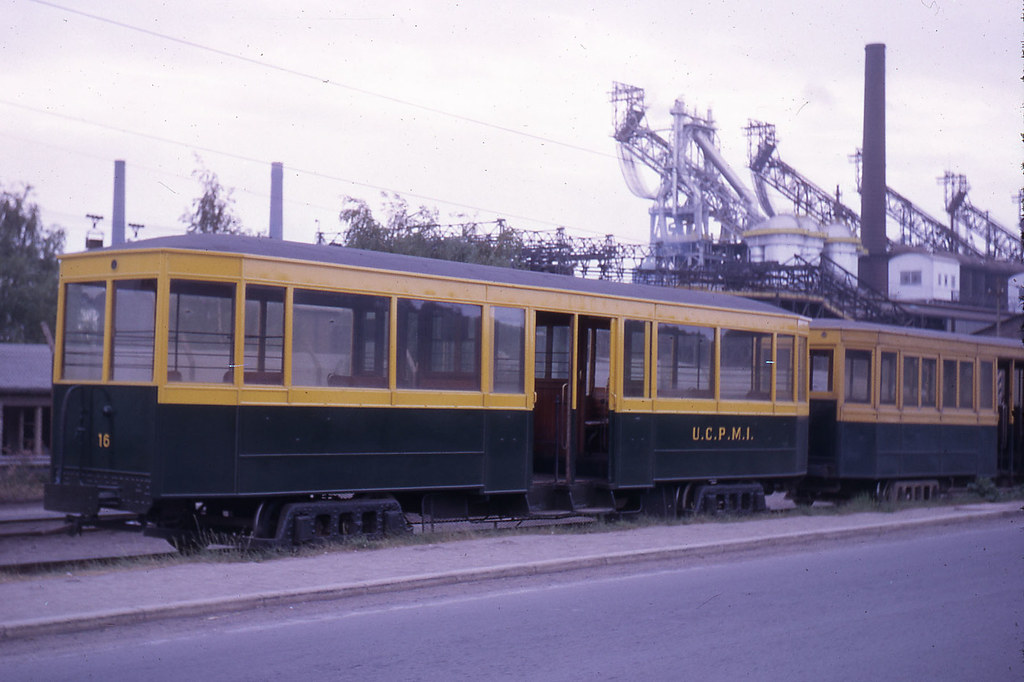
[269, 162, 284, 240]
[112, 160, 126, 246]
[858, 43, 888, 294]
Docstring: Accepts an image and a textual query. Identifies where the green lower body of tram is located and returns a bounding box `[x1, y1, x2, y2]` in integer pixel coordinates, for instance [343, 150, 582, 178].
[799, 399, 997, 502]
[46, 383, 807, 546]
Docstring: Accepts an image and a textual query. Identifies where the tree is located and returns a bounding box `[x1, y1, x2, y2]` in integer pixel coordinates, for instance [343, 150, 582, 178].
[180, 164, 244, 234]
[0, 185, 65, 343]
[338, 193, 522, 268]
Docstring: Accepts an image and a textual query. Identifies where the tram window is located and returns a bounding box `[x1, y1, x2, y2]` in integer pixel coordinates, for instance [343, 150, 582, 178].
[720, 329, 771, 401]
[903, 356, 920, 407]
[844, 350, 871, 404]
[292, 290, 389, 388]
[775, 335, 794, 401]
[623, 320, 647, 398]
[167, 280, 235, 383]
[398, 299, 481, 391]
[492, 307, 525, 393]
[535, 320, 571, 380]
[879, 352, 897, 405]
[920, 358, 937, 407]
[111, 279, 157, 382]
[584, 326, 611, 395]
[797, 337, 807, 402]
[942, 359, 957, 409]
[979, 361, 994, 410]
[810, 349, 833, 392]
[244, 286, 284, 385]
[62, 281, 106, 381]
[656, 323, 713, 399]
[958, 361, 974, 410]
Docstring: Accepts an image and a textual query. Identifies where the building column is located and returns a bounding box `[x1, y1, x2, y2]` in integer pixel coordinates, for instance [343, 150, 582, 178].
[35, 405, 44, 455]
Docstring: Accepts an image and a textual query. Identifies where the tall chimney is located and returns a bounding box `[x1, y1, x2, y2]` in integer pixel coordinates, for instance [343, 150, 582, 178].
[112, 160, 126, 246]
[858, 43, 888, 294]
[269, 162, 284, 240]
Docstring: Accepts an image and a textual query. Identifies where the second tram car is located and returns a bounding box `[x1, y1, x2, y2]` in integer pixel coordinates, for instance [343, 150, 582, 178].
[799, 320, 1024, 502]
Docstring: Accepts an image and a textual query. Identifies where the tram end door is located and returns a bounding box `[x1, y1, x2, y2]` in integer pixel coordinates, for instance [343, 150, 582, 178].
[532, 312, 573, 483]
[575, 316, 611, 481]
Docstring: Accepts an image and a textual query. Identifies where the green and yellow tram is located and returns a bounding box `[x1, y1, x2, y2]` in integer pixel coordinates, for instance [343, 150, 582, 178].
[45, 234, 810, 545]
[801, 320, 1024, 502]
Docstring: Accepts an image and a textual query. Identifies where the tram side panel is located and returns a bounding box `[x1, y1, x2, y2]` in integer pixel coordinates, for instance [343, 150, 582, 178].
[646, 413, 807, 482]
[819, 418, 997, 482]
[46, 384, 158, 515]
[153, 404, 533, 499]
[608, 411, 808, 489]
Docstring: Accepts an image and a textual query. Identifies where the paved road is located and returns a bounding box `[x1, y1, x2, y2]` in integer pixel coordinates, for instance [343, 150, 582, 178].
[2, 517, 1020, 681]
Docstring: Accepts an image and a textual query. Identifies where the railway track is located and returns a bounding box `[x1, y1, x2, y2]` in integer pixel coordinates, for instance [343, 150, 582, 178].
[0, 512, 139, 539]
[0, 550, 179, 577]
[0, 515, 73, 539]
[0, 509, 607, 577]
[0, 512, 177, 576]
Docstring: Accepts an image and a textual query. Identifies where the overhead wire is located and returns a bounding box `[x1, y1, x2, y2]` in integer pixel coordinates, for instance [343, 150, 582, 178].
[16, 1, 635, 238]
[0, 98, 586, 233]
[26, 0, 612, 159]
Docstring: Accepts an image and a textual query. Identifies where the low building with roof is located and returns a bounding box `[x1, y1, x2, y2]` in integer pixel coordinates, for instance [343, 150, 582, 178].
[0, 344, 52, 463]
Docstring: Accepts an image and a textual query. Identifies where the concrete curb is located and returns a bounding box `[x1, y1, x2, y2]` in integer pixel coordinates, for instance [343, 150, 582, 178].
[2, 504, 1019, 641]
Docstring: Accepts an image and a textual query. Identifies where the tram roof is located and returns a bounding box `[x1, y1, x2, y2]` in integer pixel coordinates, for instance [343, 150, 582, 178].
[85, 234, 799, 318]
[810, 318, 1024, 350]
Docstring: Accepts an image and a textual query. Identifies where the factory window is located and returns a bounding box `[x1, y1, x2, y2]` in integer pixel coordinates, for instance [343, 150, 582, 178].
[920, 358, 937, 407]
[979, 361, 994, 410]
[720, 329, 771, 401]
[62, 281, 106, 381]
[775, 335, 795, 401]
[844, 349, 872, 404]
[879, 351, 898, 405]
[657, 323, 714, 399]
[622, 320, 648, 398]
[292, 289, 389, 388]
[903, 356, 919, 407]
[492, 307, 525, 393]
[900, 270, 922, 286]
[244, 286, 285, 385]
[398, 299, 481, 391]
[111, 279, 157, 382]
[810, 349, 833, 393]
[167, 280, 235, 383]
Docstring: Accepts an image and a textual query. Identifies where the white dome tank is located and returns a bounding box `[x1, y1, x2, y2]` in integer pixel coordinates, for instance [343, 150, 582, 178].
[742, 214, 824, 264]
[821, 222, 863, 282]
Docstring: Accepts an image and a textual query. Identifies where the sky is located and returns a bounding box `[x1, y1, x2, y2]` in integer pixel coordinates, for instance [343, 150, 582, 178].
[1, 0, 1020, 254]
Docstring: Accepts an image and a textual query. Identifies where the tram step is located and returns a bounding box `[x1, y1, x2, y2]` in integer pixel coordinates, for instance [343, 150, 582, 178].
[571, 506, 617, 516]
[527, 478, 616, 514]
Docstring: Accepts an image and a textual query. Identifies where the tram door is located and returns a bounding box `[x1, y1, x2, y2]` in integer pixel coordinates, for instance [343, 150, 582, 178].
[998, 360, 1024, 482]
[575, 316, 611, 480]
[533, 312, 573, 480]
[532, 313, 612, 483]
